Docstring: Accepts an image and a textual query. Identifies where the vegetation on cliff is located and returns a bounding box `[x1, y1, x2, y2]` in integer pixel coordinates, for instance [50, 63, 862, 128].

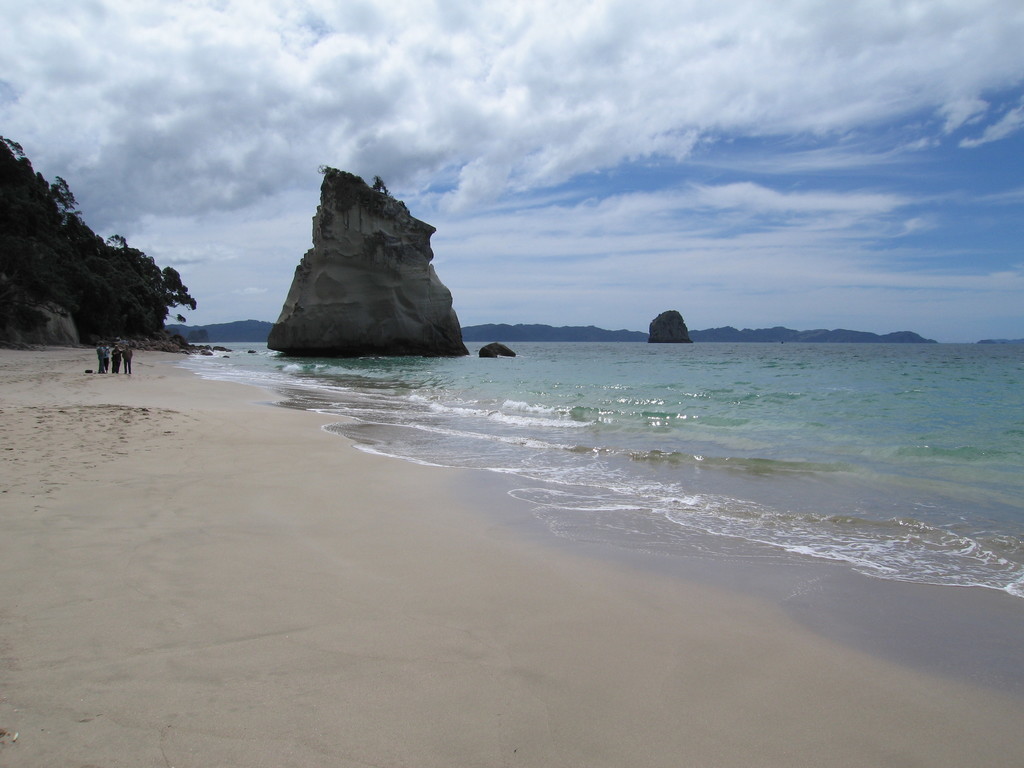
[0, 137, 196, 341]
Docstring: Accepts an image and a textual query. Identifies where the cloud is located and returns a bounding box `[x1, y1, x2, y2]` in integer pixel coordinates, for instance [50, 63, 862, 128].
[979, 186, 1024, 204]
[432, 180, 918, 301]
[941, 97, 989, 133]
[897, 217, 934, 236]
[685, 182, 906, 216]
[2, 0, 1023, 229]
[960, 99, 1024, 147]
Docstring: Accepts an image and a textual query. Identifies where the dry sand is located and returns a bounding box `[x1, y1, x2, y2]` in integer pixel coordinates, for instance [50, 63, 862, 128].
[1, 346, 1021, 767]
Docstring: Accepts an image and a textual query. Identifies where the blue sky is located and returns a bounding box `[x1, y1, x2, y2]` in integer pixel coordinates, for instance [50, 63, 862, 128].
[2, 0, 1022, 342]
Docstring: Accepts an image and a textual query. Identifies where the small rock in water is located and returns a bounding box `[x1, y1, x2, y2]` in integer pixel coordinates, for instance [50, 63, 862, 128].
[479, 342, 516, 358]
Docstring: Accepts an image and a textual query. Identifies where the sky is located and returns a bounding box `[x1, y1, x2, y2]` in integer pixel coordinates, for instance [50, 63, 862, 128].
[2, 0, 1023, 342]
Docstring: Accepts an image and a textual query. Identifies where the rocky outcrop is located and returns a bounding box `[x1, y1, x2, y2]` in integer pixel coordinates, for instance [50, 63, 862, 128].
[479, 342, 516, 358]
[268, 170, 468, 357]
[0, 295, 79, 347]
[648, 310, 692, 343]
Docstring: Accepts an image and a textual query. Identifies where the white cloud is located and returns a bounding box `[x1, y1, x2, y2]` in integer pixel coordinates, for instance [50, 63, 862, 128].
[979, 186, 1024, 204]
[960, 100, 1024, 147]
[432, 180, 916, 316]
[941, 97, 989, 133]
[3, 0, 1023, 227]
[685, 182, 906, 215]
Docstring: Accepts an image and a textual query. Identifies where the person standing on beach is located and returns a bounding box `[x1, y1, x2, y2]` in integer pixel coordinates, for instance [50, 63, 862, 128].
[100, 343, 110, 373]
[122, 346, 133, 375]
[95, 343, 105, 373]
[111, 345, 122, 374]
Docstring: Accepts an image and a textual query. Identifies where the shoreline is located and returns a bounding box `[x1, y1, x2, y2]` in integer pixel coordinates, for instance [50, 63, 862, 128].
[2, 347, 1022, 767]
[451, 466, 1024, 698]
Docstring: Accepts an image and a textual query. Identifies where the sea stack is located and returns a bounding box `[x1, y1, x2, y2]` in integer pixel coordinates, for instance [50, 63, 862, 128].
[648, 310, 693, 343]
[268, 169, 468, 357]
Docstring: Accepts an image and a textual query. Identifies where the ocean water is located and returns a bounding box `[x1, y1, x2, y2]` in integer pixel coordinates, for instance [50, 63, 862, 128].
[182, 341, 1024, 598]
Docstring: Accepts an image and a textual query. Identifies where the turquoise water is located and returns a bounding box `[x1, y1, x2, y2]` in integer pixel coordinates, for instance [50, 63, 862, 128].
[183, 342, 1024, 597]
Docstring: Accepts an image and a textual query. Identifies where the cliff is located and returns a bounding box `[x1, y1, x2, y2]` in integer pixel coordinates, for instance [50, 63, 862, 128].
[0, 290, 79, 347]
[268, 170, 467, 357]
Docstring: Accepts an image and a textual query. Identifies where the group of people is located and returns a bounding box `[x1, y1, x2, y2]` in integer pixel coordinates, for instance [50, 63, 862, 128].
[95, 342, 133, 374]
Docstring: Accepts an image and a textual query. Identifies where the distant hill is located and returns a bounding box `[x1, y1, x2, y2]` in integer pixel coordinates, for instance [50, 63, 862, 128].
[461, 324, 647, 342]
[169, 320, 940, 345]
[464, 324, 937, 343]
[689, 326, 937, 343]
[164, 320, 273, 342]
[977, 338, 1024, 344]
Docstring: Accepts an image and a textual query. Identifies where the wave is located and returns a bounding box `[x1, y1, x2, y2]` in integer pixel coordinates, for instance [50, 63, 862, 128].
[894, 444, 1018, 461]
[509, 484, 1024, 598]
[280, 362, 334, 373]
[406, 397, 591, 430]
[625, 449, 849, 474]
[501, 399, 560, 415]
[327, 416, 1024, 598]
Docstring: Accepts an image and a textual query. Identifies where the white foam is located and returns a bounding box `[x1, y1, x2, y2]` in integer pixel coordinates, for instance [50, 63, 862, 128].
[502, 399, 558, 415]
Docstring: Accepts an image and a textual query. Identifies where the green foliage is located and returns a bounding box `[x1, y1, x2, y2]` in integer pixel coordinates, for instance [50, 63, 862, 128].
[371, 175, 391, 197]
[0, 137, 197, 339]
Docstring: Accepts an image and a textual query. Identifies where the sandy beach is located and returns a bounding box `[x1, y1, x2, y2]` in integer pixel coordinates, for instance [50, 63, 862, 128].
[1, 347, 1021, 767]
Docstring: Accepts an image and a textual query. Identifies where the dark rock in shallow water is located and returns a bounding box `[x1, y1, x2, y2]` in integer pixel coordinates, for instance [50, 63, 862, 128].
[648, 310, 693, 343]
[479, 342, 516, 358]
[268, 169, 468, 357]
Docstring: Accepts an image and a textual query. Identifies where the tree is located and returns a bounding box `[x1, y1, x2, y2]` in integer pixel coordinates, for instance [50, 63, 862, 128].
[49, 176, 80, 224]
[0, 136, 198, 340]
[161, 266, 197, 312]
[1, 137, 25, 160]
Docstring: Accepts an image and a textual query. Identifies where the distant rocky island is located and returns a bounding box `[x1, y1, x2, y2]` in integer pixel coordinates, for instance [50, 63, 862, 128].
[648, 311, 692, 343]
[168, 321, 943, 344]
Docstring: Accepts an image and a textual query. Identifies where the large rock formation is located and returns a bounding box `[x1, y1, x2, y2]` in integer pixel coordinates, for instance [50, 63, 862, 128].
[268, 170, 468, 357]
[648, 310, 693, 343]
[0, 290, 80, 347]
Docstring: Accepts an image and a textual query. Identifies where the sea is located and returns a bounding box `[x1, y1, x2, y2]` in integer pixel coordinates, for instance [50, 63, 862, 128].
[181, 341, 1024, 599]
